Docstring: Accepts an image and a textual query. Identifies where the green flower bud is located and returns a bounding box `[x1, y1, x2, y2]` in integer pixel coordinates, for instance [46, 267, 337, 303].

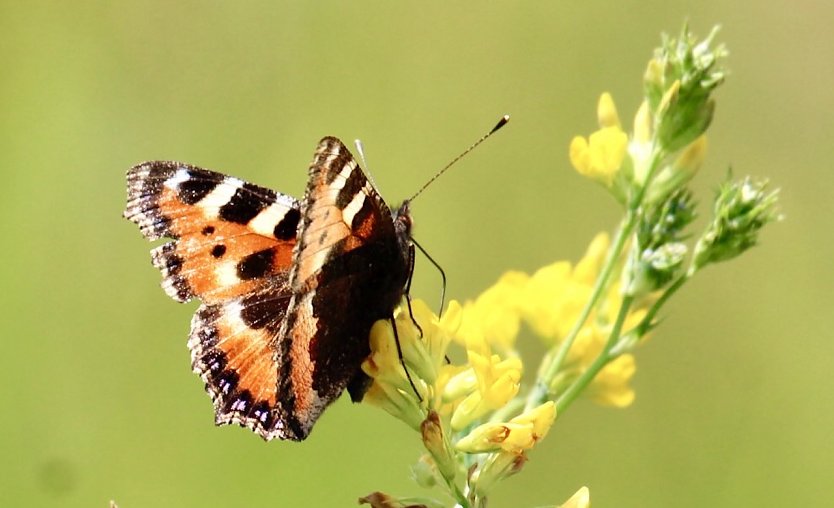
[410, 455, 438, 489]
[638, 188, 697, 249]
[624, 242, 688, 297]
[692, 175, 781, 271]
[624, 189, 696, 296]
[644, 24, 727, 154]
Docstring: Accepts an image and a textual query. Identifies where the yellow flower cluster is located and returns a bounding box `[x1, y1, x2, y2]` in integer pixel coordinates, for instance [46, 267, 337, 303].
[570, 92, 708, 205]
[356, 26, 739, 508]
[361, 298, 555, 446]
[361, 299, 454, 431]
[359, 231, 646, 505]
[360, 297, 556, 504]
[453, 233, 646, 408]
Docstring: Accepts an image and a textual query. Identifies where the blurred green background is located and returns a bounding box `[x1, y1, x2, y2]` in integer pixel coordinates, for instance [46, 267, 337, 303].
[2, 2, 831, 507]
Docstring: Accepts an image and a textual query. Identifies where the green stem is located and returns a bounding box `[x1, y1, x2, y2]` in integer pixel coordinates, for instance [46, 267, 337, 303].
[525, 144, 665, 412]
[439, 440, 469, 508]
[449, 480, 469, 508]
[633, 272, 689, 338]
[524, 212, 634, 410]
[556, 294, 634, 413]
[433, 446, 468, 508]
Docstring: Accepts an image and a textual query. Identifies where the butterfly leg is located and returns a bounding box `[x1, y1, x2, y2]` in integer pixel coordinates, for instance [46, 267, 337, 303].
[411, 237, 447, 317]
[403, 243, 424, 338]
[389, 315, 423, 402]
[409, 239, 451, 364]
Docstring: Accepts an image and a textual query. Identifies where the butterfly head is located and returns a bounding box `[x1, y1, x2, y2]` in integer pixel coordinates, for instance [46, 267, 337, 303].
[393, 200, 414, 247]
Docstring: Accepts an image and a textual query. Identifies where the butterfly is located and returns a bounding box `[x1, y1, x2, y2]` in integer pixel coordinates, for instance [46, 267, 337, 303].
[124, 137, 414, 441]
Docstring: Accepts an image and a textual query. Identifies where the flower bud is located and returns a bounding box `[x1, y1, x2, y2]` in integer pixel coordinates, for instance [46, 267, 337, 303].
[643, 25, 726, 154]
[410, 454, 438, 488]
[692, 175, 781, 271]
[559, 486, 591, 508]
[470, 451, 527, 499]
[596, 92, 621, 128]
[420, 411, 457, 481]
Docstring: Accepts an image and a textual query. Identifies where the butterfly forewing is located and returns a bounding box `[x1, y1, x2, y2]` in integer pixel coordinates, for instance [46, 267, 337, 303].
[124, 162, 300, 304]
[274, 137, 412, 440]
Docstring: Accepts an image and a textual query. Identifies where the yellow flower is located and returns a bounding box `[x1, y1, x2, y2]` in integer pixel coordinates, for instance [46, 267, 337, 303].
[363, 318, 427, 398]
[569, 128, 628, 187]
[559, 486, 590, 508]
[586, 353, 636, 407]
[516, 233, 649, 408]
[448, 348, 522, 430]
[469, 451, 528, 501]
[629, 100, 654, 185]
[361, 380, 425, 432]
[453, 271, 527, 352]
[455, 401, 556, 454]
[569, 93, 628, 188]
[361, 299, 455, 427]
[520, 233, 610, 341]
[633, 100, 652, 144]
[596, 92, 621, 128]
[549, 307, 640, 408]
[438, 364, 476, 403]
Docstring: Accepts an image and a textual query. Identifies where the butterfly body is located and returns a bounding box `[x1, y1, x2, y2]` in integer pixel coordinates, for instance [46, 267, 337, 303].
[124, 137, 412, 440]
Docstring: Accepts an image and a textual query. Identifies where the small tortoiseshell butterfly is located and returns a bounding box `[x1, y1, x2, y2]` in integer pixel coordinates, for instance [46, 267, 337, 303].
[124, 117, 507, 441]
[125, 137, 414, 441]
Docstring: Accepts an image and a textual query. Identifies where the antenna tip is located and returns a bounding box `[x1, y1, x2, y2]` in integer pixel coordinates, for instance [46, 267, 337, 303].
[490, 114, 511, 134]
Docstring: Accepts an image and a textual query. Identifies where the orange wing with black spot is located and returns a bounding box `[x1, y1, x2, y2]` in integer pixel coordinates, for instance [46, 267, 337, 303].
[124, 161, 300, 439]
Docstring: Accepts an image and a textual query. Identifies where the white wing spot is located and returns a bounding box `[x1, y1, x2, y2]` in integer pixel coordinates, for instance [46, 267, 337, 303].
[249, 199, 293, 237]
[341, 192, 366, 227]
[165, 168, 191, 190]
[216, 262, 241, 287]
[199, 178, 243, 216]
[329, 162, 356, 191]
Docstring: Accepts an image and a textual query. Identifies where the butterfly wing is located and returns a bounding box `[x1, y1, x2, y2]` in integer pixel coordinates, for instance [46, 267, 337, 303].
[125, 162, 301, 303]
[124, 161, 300, 439]
[273, 137, 412, 440]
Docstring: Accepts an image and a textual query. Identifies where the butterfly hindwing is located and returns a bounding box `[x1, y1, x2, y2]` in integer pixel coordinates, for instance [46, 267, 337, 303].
[188, 284, 291, 438]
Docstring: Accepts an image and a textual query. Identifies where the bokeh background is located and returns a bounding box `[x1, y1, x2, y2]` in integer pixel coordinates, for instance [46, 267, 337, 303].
[2, 2, 831, 507]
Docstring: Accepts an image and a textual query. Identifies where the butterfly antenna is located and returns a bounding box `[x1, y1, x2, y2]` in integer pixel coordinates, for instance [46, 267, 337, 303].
[407, 114, 510, 203]
[354, 139, 379, 189]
